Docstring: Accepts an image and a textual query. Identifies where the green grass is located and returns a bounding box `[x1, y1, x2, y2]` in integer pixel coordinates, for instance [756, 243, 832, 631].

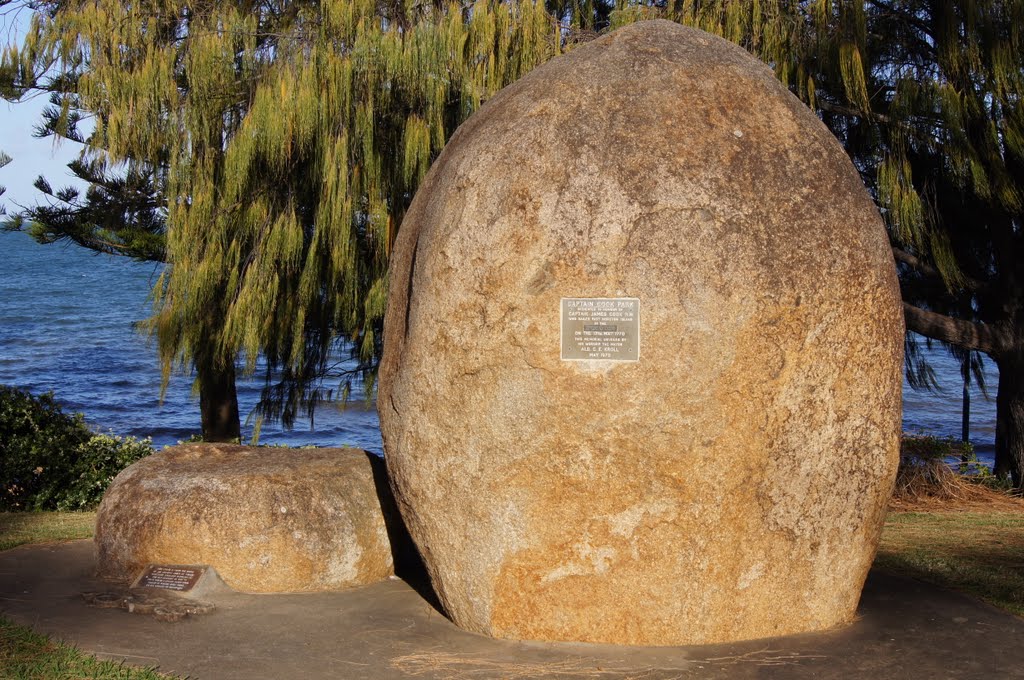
[0, 618, 175, 679]
[0, 512, 96, 551]
[877, 511, 1024, 616]
[0, 512, 179, 679]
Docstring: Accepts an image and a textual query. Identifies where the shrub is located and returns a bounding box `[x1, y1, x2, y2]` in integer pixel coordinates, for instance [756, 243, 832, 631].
[54, 434, 155, 511]
[0, 386, 154, 511]
[0, 386, 90, 510]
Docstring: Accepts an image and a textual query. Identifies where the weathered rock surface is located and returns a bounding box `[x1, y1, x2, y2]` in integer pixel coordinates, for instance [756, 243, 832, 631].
[96, 444, 406, 593]
[378, 20, 903, 645]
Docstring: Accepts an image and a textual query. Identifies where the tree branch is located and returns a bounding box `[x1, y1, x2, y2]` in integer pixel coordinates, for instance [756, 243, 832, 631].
[892, 246, 982, 291]
[817, 99, 891, 123]
[903, 302, 1010, 355]
[864, 0, 936, 39]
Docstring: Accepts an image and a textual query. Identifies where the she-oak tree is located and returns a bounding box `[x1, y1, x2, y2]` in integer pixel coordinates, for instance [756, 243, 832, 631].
[4, 0, 1023, 490]
[1, 0, 558, 440]
[613, 0, 1024, 487]
[778, 0, 1024, 487]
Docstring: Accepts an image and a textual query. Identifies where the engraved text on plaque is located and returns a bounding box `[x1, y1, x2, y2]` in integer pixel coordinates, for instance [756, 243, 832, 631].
[561, 298, 640, 361]
[136, 565, 205, 592]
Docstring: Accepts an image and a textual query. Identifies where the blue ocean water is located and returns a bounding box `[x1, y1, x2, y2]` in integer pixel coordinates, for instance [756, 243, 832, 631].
[0, 229, 999, 461]
[0, 230, 381, 451]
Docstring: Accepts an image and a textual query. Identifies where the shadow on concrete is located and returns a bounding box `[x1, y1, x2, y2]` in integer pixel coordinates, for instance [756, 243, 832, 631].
[2, 540, 1023, 679]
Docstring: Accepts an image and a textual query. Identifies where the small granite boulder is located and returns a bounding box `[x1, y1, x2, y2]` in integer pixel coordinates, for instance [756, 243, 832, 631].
[379, 20, 903, 645]
[95, 444, 406, 593]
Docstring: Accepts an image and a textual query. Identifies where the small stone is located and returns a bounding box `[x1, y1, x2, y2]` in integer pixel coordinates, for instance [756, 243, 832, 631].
[181, 601, 216, 616]
[82, 591, 126, 609]
[152, 606, 188, 623]
[96, 444, 410, 593]
[126, 598, 156, 615]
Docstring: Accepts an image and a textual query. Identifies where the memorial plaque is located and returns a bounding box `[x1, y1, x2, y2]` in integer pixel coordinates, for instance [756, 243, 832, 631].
[135, 565, 205, 592]
[560, 298, 640, 361]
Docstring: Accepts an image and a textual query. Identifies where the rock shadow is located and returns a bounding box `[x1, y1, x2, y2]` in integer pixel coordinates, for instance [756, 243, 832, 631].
[365, 452, 444, 614]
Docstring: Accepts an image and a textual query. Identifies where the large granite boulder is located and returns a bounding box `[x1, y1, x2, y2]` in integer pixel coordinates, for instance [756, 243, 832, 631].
[96, 444, 406, 593]
[378, 20, 903, 645]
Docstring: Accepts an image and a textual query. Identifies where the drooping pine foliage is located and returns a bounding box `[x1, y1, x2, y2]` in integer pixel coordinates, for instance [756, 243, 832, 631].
[5, 0, 1023, 482]
[788, 0, 1024, 483]
[786, 0, 1024, 318]
[2, 0, 559, 428]
[615, 0, 1024, 484]
[619, 0, 1023, 330]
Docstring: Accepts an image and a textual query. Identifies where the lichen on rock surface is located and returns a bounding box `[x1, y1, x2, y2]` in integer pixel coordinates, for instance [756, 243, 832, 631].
[95, 443, 408, 593]
[378, 19, 903, 645]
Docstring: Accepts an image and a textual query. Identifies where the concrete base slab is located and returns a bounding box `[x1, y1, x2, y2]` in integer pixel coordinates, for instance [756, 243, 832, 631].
[0, 540, 1021, 679]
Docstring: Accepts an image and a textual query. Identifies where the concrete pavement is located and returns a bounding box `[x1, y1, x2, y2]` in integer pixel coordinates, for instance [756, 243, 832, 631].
[1, 540, 1021, 679]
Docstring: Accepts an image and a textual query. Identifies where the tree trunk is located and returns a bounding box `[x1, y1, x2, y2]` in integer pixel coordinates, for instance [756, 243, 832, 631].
[993, 355, 1024, 489]
[902, 301, 1023, 488]
[196, 350, 241, 443]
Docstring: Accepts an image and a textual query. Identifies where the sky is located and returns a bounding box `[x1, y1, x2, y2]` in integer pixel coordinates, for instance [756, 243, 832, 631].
[0, 6, 84, 214]
[1, 97, 83, 211]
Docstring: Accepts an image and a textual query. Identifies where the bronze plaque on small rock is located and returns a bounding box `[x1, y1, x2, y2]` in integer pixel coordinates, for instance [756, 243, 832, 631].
[135, 565, 205, 592]
[561, 298, 640, 361]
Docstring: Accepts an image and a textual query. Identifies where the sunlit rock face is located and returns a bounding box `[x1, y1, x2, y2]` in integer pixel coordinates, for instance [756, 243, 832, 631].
[96, 444, 402, 593]
[378, 19, 903, 645]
